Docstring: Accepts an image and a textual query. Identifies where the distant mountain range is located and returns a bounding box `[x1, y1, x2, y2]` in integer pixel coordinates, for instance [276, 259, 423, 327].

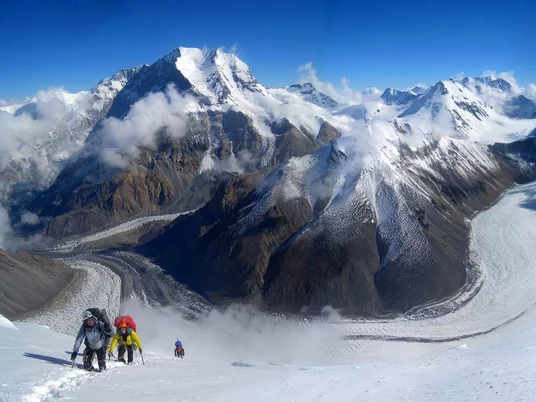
[1, 46, 536, 314]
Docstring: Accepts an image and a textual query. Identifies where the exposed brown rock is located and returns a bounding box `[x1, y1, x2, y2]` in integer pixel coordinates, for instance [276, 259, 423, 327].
[0, 251, 77, 319]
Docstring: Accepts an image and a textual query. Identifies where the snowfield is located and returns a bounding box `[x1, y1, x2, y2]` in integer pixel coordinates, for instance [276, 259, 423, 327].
[1, 181, 536, 401]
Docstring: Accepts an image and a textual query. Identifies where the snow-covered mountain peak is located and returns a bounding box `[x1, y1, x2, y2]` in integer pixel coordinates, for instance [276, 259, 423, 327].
[393, 79, 535, 142]
[402, 79, 486, 113]
[380, 87, 419, 106]
[397, 79, 494, 137]
[410, 84, 428, 95]
[456, 76, 536, 120]
[461, 76, 513, 94]
[286, 82, 338, 108]
[164, 46, 266, 105]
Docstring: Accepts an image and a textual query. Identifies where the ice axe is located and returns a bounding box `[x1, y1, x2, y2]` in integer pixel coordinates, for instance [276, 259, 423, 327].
[137, 349, 145, 365]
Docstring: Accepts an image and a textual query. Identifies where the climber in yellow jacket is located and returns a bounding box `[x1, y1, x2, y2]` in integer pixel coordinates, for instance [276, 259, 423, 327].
[108, 322, 143, 364]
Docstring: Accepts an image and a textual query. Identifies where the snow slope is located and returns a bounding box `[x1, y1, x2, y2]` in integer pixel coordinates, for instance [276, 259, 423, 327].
[3, 181, 536, 401]
[0, 320, 127, 402]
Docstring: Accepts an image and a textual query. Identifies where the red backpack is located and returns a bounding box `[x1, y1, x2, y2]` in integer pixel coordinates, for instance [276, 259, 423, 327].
[114, 315, 137, 332]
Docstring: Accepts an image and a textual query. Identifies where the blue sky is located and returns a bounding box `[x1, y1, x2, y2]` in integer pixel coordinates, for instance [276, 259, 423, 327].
[0, 0, 533, 99]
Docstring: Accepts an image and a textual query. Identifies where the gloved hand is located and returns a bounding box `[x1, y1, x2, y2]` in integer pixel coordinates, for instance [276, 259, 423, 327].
[103, 322, 111, 332]
[139, 348, 143, 354]
[71, 351, 77, 361]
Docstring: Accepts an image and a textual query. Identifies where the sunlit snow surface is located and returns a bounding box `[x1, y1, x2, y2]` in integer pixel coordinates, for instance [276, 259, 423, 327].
[2, 182, 536, 401]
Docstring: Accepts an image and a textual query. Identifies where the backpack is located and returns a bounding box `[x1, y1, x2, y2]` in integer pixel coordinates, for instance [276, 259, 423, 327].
[175, 341, 182, 348]
[114, 315, 137, 332]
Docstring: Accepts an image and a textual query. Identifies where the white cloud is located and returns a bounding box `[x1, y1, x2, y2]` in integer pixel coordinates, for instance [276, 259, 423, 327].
[481, 70, 522, 93]
[296, 62, 377, 105]
[0, 111, 51, 169]
[99, 84, 201, 168]
[0, 87, 90, 171]
[20, 211, 40, 225]
[526, 84, 536, 100]
[453, 72, 466, 81]
[0, 96, 31, 108]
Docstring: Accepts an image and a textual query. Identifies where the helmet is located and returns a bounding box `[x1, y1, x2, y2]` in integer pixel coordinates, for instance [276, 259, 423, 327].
[82, 310, 94, 321]
[118, 322, 128, 329]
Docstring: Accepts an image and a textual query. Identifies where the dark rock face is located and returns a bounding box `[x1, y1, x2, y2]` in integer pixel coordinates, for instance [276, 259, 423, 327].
[27, 106, 340, 239]
[504, 95, 536, 120]
[270, 119, 341, 166]
[0, 250, 76, 319]
[139, 172, 270, 301]
[31, 130, 208, 238]
[317, 121, 342, 144]
[262, 198, 381, 314]
[491, 136, 536, 182]
[138, 137, 535, 315]
[15, 46, 534, 318]
[270, 119, 317, 165]
[221, 110, 264, 165]
[107, 52, 192, 119]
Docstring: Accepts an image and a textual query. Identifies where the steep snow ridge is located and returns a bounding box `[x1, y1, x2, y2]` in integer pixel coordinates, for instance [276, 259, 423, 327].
[174, 47, 218, 103]
[0, 321, 129, 402]
[91, 67, 142, 111]
[252, 133, 499, 275]
[173, 47, 268, 106]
